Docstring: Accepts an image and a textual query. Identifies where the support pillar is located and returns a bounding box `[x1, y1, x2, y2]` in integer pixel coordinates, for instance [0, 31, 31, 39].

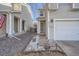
[47, 11, 50, 40]
[19, 16, 22, 33]
[6, 13, 14, 36]
[37, 21, 40, 35]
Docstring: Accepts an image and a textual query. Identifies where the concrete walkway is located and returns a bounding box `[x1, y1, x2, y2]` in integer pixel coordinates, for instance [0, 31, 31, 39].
[0, 32, 33, 56]
[24, 35, 64, 52]
[57, 40, 79, 56]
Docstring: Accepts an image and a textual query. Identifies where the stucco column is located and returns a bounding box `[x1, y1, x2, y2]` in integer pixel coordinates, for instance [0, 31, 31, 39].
[47, 11, 54, 43]
[37, 20, 40, 34]
[6, 13, 14, 36]
[6, 14, 9, 35]
[47, 11, 50, 40]
[19, 16, 22, 33]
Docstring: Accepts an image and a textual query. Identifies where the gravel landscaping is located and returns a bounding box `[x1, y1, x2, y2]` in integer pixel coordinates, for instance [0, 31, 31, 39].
[17, 35, 66, 56]
[17, 50, 66, 56]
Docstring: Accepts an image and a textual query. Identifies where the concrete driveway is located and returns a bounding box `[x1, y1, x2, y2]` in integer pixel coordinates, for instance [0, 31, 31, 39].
[57, 40, 79, 56]
[0, 32, 33, 56]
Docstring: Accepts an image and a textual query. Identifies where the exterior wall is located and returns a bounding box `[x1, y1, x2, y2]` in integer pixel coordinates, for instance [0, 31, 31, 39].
[0, 4, 11, 11]
[49, 3, 79, 19]
[21, 4, 33, 32]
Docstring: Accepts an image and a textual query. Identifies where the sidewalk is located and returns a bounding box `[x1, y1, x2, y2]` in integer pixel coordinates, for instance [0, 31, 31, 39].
[25, 35, 64, 51]
[0, 32, 33, 56]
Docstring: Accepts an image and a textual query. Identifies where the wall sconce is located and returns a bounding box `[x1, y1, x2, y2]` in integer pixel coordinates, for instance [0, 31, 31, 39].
[50, 19, 53, 23]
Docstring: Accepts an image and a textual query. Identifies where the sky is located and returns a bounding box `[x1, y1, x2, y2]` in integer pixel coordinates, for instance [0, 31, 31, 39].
[28, 3, 44, 21]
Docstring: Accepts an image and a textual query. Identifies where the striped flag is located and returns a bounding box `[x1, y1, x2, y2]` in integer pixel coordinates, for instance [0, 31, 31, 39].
[0, 14, 5, 28]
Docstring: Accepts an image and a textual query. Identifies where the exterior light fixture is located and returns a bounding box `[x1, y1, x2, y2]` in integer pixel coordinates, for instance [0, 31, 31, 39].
[50, 19, 53, 23]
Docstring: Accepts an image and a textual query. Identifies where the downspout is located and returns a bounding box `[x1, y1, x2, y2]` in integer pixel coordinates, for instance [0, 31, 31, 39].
[45, 4, 50, 41]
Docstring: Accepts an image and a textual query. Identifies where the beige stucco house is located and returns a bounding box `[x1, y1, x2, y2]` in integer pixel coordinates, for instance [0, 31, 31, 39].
[0, 3, 33, 37]
[37, 3, 79, 43]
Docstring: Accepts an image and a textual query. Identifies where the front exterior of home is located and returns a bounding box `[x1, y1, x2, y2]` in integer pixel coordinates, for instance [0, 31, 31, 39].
[37, 3, 79, 43]
[0, 3, 33, 37]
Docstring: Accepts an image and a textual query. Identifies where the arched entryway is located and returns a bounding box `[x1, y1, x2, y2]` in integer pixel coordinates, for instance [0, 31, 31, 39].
[14, 16, 19, 34]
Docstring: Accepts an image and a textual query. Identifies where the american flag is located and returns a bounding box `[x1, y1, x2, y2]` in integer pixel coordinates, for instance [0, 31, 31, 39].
[0, 14, 5, 28]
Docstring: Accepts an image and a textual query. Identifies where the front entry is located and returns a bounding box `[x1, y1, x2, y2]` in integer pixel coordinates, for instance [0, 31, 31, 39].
[14, 16, 19, 33]
[40, 21, 46, 35]
[22, 20, 25, 31]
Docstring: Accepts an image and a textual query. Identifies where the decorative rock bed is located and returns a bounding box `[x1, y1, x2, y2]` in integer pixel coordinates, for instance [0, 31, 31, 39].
[17, 50, 66, 56]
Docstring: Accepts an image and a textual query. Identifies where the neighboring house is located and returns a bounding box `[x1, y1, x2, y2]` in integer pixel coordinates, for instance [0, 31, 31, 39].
[37, 3, 79, 43]
[0, 3, 33, 37]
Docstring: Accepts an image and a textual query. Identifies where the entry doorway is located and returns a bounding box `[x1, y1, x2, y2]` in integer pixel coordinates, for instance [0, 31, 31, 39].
[40, 21, 46, 35]
[14, 16, 19, 33]
[22, 20, 25, 31]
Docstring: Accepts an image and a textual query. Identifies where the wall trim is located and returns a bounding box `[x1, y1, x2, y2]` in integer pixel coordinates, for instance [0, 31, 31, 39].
[54, 18, 79, 21]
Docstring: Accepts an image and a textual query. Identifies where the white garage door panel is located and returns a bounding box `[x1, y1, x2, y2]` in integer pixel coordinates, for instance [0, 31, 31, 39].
[55, 21, 79, 40]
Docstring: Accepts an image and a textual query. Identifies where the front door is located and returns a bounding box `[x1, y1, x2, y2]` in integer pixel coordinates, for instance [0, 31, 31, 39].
[14, 16, 18, 33]
[22, 20, 25, 31]
[40, 21, 46, 34]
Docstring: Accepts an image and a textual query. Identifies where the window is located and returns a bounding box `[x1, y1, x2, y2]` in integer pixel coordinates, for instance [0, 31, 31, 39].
[72, 3, 79, 8]
[48, 3, 59, 10]
[39, 10, 44, 16]
[22, 20, 25, 31]
[40, 13, 43, 16]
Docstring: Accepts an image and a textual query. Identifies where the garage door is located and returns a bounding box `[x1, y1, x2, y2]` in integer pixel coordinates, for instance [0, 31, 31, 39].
[55, 20, 79, 40]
